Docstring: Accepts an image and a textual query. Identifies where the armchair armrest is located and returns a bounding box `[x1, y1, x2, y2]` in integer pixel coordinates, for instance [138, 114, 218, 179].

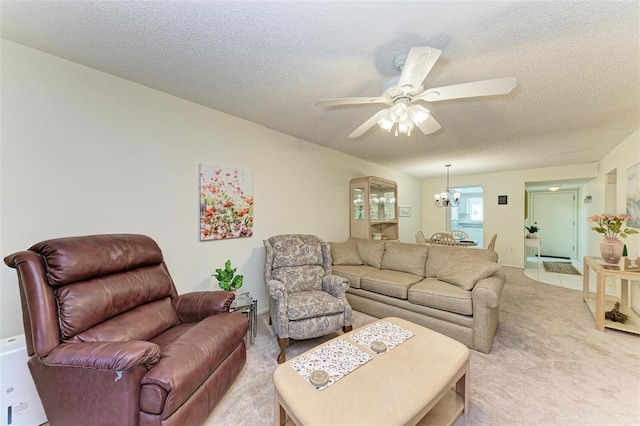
[322, 274, 349, 298]
[43, 341, 160, 371]
[267, 279, 287, 302]
[173, 291, 235, 323]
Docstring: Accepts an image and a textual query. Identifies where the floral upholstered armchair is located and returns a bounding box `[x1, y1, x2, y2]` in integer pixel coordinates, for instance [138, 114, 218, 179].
[264, 234, 353, 363]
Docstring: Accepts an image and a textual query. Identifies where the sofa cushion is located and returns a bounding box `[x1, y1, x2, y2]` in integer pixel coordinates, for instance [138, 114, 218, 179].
[381, 242, 428, 276]
[350, 238, 386, 268]
[329, 241, 363, 265]
[436, 250, 502, 290]
[408, 278, 473, 315]
[425, 245, 499, 277]
[360, 269, 423, 299]
[332, 264, 379, 289]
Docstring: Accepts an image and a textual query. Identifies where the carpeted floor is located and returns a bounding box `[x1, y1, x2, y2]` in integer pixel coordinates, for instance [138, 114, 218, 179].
[543, 261, 582, 275]
[205, 266, 640, 425]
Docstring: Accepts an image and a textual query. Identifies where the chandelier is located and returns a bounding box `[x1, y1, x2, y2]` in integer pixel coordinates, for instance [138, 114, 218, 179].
[434, 164, 460, 208]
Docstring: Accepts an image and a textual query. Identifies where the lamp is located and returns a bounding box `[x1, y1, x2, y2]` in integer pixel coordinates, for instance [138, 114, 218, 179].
[377, 98, 430, 137]
[434, 164, 460, 208]
[548, 185, 560, 192]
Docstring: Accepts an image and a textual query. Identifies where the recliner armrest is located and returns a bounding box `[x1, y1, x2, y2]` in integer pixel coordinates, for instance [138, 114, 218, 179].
[322, 274, 349, 298]
[173, 291, 235, 323]
[43, 341, 160, 371]
[267, 279, 287, 302]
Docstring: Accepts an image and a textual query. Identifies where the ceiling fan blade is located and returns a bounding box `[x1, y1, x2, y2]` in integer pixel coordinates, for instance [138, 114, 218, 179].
[398, 47, 442, 93]
[315, 97, 391, 107]
[416, 77, 517, 102]
[348, 109, 390, 138]
[415, 114, 442, 135]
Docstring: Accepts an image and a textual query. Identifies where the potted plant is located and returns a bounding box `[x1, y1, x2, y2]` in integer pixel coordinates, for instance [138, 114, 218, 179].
[214, 260, 243, 294]
[587, 213, 638, 264]
[525, 224, 539, 238]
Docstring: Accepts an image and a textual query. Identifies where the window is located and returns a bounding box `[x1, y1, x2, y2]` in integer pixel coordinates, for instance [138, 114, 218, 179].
[469, 197, 483, 221]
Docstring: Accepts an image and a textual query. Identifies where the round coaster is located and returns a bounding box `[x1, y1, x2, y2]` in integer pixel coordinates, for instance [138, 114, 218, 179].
[309, 369, 330, 387]
[371, 340, 388, 353]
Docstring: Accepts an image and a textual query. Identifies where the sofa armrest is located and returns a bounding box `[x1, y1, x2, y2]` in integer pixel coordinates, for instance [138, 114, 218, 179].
[472, 270, 506, 308]
[173, 291, 235, 323]
[43, 341, 160, 371]
[322, 275, 349, 298]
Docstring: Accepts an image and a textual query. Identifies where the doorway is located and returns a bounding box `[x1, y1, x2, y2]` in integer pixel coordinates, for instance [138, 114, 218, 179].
[448, 186, 484, 245]
[531, 192, 577, 258]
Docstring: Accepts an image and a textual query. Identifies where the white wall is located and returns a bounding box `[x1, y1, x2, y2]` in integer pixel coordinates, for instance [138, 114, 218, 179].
[0, 40, 423, 338]
[579, 129, 640, 312]
[421, 164, 597, 267]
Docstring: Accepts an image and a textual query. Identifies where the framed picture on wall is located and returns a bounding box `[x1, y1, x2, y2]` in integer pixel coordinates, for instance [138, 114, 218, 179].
[627, 162, 640, 228]
[199, 164, 254, 240]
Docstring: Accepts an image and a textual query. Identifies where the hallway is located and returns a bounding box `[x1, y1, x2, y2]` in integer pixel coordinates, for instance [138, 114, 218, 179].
[523, 255, 618, 296]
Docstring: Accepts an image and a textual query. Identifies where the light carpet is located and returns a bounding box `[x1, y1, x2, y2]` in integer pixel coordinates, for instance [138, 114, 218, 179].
[205, 266, 640, 425]
[543, 261, 582, 275]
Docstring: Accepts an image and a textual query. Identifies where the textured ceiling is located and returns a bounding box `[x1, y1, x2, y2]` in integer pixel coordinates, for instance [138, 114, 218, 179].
[1, 1, 639, 179]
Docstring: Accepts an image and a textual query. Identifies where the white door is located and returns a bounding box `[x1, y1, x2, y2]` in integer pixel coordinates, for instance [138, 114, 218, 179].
[532, 192, 576, 258]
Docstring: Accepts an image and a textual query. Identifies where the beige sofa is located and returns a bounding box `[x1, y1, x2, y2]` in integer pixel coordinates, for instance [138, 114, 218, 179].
[330, 238, 505, 353]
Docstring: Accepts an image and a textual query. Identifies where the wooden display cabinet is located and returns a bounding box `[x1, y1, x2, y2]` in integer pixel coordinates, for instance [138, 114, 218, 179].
[350, 176, 398, 240]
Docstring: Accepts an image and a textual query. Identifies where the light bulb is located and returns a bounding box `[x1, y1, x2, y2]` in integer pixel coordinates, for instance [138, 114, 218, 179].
[389, 102, 408, 122]
[454, 192, 461, 201]
[434, 194, 441, 201]
[377, 113, 394, 131]
[409, 105, 430, 125]
[398, 118, 414, 135]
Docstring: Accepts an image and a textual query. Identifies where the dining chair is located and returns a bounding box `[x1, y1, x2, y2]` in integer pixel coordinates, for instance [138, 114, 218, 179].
[429, 232, 457, 246]
[487, 234, 498, 251]
[450, 230, 469, 240]
[415, 230, 427, 244]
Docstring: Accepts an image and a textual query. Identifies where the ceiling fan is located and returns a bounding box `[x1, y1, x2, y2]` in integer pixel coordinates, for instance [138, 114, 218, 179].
[316, 46, 517, 138]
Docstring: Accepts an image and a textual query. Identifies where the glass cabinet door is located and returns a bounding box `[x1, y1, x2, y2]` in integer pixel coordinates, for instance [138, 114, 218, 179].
[370, 183, 397, 221]
[353, 187, 365, 220]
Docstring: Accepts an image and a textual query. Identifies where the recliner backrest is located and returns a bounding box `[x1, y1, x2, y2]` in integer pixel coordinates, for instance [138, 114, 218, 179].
[19, 234, 179, 353]
[264, 234, 328, 293]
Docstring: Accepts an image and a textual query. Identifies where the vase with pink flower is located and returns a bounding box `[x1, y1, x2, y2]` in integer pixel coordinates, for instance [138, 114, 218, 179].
[587, 213, 638, 264]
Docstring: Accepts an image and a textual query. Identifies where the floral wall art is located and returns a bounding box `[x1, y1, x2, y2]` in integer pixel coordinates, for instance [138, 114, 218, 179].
[627, 162, 640, 228]
[200, 164, 254, 240]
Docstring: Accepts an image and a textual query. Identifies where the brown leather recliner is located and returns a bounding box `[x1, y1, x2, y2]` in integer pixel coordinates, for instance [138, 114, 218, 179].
[4, 234, 248, 426]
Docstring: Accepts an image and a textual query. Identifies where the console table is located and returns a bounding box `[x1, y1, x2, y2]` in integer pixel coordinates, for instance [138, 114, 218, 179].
[582, 256, 640, 334]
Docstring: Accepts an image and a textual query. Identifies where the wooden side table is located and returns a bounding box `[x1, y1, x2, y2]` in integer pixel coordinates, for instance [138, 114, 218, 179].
[230, 292, 257, 344]
[582, 256, 640, 334]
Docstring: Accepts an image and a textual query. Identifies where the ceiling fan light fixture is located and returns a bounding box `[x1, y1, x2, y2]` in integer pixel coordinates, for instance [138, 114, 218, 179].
[389, 101, 409, 122]
[398, 119, 414, 136]
[377, 113, 394, 131]
[408, 104, 430, 125]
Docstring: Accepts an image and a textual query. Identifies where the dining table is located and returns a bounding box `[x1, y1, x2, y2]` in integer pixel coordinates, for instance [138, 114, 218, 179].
[428, 239, 478, 247]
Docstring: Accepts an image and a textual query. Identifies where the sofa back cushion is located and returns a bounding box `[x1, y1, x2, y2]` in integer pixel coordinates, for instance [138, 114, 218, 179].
[350, 238, 385, 268]
[436, 250, 502, 290]
[425, 245, 499, 277]
[381, 242, 428, 276]
[330, 240, 363, 265]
